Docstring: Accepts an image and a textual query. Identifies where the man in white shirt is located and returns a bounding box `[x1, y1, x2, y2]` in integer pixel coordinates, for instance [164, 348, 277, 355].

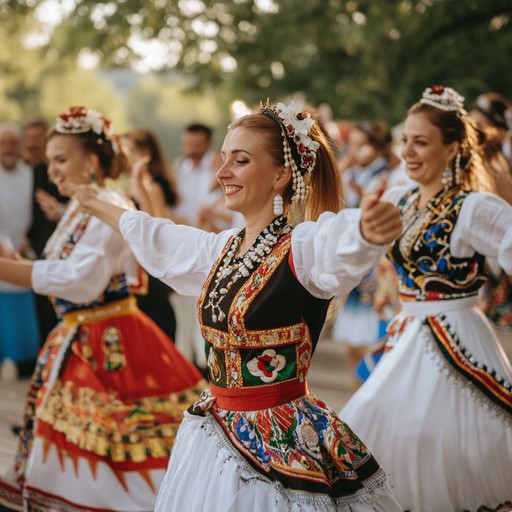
[0, 124, 41, 381]
[171, 124, 226, 374]
[22, 118, 67, 360]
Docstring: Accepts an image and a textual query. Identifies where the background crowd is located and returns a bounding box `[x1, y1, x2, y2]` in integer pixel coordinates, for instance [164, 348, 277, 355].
[0, 85, 511, 511]
[1, 89, 511, 383]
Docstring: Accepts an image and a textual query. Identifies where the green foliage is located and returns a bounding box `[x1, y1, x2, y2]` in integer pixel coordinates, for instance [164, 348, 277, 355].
[123, 74, 232, 158]
[0, 0, 511, 128]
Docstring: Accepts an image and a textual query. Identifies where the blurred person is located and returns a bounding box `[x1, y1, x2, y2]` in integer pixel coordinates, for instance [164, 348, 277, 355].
[172, 123, 223, 226]
[121, 129, 179, 220]
[22, 118, 68, 357]
[469, 91, 511, 165]
[340, 85, 512, 511]
[21, 117, 47, 167]
[0, 123, 41, 382]
[332, 120, 398, 387]
[120, 128, 179, 340]
[468, 91, 512, 204]
[73, 99, 403, 511]
[0, 107, 204, 512]
[469, 93, 512, 332]
[338, 120, 398, 207]
[170, 123, 228, 373]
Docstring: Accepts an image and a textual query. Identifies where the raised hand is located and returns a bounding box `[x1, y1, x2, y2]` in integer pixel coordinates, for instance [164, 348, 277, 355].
[360, 187, 402, 245]
[131, 154, 152, 183]
[73, 184, 100, 214]
[35, 188, 66, 222]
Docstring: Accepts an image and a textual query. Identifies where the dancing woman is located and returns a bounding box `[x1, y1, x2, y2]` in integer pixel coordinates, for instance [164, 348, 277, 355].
[340, 86, 512, 512]
[0, 107, 204, 512]
[74, 100, 403, 511]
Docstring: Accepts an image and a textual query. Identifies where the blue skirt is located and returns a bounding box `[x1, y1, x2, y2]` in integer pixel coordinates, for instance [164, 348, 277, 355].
[0, 291, 41, 362]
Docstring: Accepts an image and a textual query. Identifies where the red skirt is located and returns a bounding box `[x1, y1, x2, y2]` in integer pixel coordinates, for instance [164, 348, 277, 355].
[0, 297, 205, 512]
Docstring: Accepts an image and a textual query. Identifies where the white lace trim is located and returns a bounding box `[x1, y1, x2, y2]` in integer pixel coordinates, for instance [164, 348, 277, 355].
[200, 414, 392, 510]
[43, 200, 87, 260]
[421, 319, 512, 426]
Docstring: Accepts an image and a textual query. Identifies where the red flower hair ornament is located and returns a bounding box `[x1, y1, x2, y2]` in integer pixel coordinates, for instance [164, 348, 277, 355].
[55, 106, 112, 137]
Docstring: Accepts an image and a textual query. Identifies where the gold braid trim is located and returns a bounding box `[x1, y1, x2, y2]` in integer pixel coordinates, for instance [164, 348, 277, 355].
[38, 380, 205, 462]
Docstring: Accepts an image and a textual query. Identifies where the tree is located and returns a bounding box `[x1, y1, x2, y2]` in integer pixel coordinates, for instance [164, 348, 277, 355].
[3, 0, 512, 123]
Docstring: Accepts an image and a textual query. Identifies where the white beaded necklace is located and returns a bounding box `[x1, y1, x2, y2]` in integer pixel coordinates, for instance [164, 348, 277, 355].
[204, 216, 291, 323]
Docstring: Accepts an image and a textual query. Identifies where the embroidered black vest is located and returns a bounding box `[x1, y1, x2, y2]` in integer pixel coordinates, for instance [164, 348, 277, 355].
[387, 187, 487, 301]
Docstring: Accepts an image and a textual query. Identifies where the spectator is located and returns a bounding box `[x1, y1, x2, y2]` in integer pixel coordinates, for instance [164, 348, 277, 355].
[0, 124, 41, 381]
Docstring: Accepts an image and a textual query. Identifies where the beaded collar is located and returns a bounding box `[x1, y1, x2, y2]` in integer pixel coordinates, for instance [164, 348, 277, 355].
[204, 216, 291, 323]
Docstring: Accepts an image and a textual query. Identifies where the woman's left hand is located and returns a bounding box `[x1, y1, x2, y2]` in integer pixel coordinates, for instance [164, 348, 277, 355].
[360, 189, 402, 245]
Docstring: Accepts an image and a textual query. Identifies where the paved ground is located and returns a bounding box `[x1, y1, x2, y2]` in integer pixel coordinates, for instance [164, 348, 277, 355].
[1, 329, 510, 477]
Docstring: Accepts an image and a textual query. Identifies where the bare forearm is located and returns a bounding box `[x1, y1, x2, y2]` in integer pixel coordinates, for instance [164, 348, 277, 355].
[82, 197, 126, 232]
[0, 258, 33, 288]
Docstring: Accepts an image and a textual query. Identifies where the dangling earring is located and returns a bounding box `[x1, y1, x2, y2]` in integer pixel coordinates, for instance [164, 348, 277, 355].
[273, 193, 284, 216]
[454, 152, 461, 186]
[441, 166, 453, 189]
[89, 166, 97, 182]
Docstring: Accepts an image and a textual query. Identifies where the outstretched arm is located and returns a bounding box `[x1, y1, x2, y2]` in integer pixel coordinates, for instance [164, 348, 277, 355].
[291, 189, 402, 299]
[0, 246, 33, 288]
[0, 259, 33, 288]
[74, 185, 126, 232]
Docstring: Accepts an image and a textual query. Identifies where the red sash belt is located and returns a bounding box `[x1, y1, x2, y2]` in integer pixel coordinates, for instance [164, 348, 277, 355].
[210, 380, 308, 411]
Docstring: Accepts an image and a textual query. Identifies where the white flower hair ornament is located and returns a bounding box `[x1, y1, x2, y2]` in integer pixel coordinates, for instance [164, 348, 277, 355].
[260, 100, 320, 203]
[55, 106, 113, 139]
[420, 85, 466, 115]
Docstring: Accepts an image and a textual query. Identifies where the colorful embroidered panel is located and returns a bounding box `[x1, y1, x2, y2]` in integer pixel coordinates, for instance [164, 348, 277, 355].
[199, 235, 312, 391]
[427, 315, 512, 416]
[51, 212, 130, 316]
[190, 389, 380, 496]
[388, 187, 487, 301]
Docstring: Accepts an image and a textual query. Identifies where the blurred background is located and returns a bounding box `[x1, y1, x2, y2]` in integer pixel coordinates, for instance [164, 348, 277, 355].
[1, 0, 511, 158]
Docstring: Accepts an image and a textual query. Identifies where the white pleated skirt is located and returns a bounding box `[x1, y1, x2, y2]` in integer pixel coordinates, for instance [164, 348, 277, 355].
[340, 298, 512, 512]
[155, 412, 403, 512]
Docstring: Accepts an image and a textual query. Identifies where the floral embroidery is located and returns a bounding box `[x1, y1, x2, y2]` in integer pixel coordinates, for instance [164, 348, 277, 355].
[102, 325, 126, 371]
[206, 392, 374, 491]
[388, 187, 486, 301]
[247, 349, 286, 383]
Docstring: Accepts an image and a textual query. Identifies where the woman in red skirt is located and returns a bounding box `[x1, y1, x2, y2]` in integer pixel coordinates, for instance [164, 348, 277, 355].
[0, 106, 204, 512]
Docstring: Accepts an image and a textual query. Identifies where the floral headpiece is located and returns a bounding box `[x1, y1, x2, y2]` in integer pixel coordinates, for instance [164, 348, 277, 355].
[260, 100, 320, 203]
[420, 85, 466, 114]
[55, 106, 112, 137]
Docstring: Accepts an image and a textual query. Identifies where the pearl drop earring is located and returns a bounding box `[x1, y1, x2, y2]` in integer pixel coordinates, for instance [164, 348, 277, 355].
[273, 193, 284, 216]
[441, 167, 453, 189]
[454, 152, 461, 186]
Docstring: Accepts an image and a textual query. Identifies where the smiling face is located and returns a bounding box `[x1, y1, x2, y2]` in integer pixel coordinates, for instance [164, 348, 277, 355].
[46, 134, 99, 197]
[216, 127, 288, 222]
[401, 112, 459, 196]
